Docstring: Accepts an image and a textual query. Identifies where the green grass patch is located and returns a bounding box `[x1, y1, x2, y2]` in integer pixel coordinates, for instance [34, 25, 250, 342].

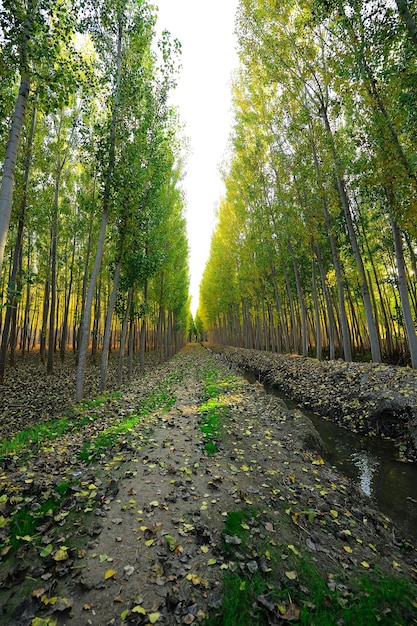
[223, 508, 255, 538]
[78, 391, 122, 410]
[6, 481, 73, 551]
[0, 392, 123, 462]
[198, 367, 239, 455]
[77, 381, 178, 463]
[199, 396, 224, 456]
[206, 508, 417, 625]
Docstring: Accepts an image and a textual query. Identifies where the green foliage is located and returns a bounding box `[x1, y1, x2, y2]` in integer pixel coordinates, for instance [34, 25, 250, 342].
[200, 0, 417, 366]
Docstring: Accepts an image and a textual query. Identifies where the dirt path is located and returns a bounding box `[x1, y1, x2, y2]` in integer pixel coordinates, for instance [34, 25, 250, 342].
[0, 345, 416, 625]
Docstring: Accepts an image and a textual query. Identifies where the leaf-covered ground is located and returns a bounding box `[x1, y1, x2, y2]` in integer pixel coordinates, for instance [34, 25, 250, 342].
[0, 344, 416, 625]
[0, 352, 160, 442]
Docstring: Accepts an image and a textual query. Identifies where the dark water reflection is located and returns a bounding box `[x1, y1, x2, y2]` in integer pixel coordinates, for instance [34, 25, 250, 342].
[305, 410, 417, 539]
[245, 372, 417, 539]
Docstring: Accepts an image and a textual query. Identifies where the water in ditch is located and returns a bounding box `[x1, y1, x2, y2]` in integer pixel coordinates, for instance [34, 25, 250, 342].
[245, 372, 417, 540]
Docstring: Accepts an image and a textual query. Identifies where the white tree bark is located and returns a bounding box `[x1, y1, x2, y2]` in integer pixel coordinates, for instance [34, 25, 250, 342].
[0, 74, 30, 276]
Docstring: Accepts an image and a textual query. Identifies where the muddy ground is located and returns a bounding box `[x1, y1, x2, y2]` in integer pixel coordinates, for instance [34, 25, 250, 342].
[207, 344, 417, 462]
[0, 344, 416, 625]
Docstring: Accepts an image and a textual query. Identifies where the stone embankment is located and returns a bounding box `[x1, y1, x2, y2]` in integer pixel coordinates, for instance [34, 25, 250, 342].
[207, 344, 417, 462]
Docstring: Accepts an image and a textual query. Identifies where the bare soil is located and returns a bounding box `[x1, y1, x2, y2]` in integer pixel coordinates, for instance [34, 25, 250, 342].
[0, 344, 416, 625]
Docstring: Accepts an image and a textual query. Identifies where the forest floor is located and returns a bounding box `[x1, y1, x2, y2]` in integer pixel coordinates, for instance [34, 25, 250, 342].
[0, 344, 416, 625]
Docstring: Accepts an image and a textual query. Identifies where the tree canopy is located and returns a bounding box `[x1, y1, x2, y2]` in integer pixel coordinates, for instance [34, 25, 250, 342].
[199, 0, 417, 367]
[0, 0, 191, 393]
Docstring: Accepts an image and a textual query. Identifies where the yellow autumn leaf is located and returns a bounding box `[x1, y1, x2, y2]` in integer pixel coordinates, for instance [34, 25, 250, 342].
[0, 516, 9, 529]
[41, 595, 58, 606]
[186, 573, 202, 585]
[241, 465, 249, 471]
[31, 618, 57, 626]
[145, 539, 154, 547]
[361, 561, 370, 568]
[329, 510, 338, 518]
[131, 606, 147, 615]
[149, 613, 160, 624]
[285, 570, 297, 580]
[207, 558, 217, 565]
[343, 546, 353, 553]
[104, 569, 117, 579]
[183, 523, 194, 532]
[53, 548, 68, 561]
[288, 545, 300, 556]
[200, 545, 209, 553]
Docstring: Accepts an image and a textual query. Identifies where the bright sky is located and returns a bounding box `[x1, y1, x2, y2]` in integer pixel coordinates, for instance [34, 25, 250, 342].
[155, 1, 239, 316]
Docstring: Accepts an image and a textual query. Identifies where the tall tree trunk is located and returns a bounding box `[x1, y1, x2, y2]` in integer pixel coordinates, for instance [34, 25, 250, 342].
[76, 14, 123, 401]
[314, 243, 335, 360]
[91, 279, 101, 363]
[321, 107, 381, 362]
[0, 74, 31, 277]
[128, 314, 135, 380]
[0, 98, 37, 382]
[392, 219, 417, 367]
[271, 267, 289, 352]
[283, 263, 297, 353]
[311, 128, 351, 360]
[40, 278, 50, 364]
[47, 170, 61, 375]
[76, 209, 94, 358]
[100, 258, 121, 392]
[395, 0, 417, 45]
[21, 261, 31, 360]
[60, 238, 75, 361]
[140, 281, 148, 372]
[288, 241, 308, 356]
[311, 252, 322, 360]
[118, 287, 133, 384]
